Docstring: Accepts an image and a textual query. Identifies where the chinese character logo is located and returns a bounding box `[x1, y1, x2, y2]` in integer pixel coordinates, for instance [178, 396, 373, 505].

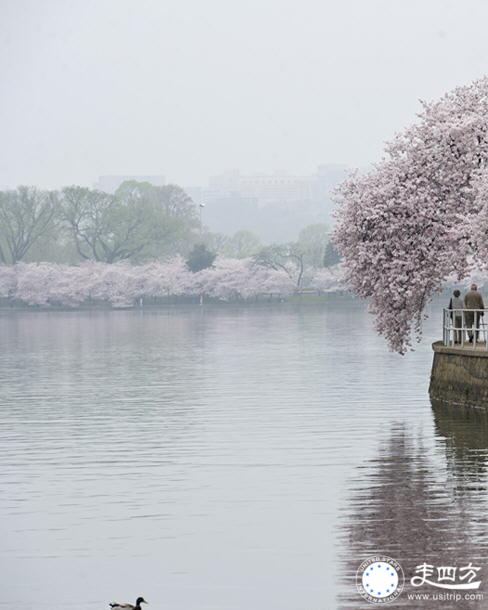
[411, 562, 481, 590]
[356, 556, 405, 604]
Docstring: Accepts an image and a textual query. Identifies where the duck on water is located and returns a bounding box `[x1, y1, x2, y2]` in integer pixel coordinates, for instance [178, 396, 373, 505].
[109, 597, 148, 609]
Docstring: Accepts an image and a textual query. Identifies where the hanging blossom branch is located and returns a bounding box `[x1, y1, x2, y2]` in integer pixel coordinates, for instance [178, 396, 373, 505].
[333, 76, 488, 354]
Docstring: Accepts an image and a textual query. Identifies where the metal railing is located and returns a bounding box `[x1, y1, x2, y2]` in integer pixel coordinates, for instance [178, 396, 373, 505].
[442, 308, 488, 349]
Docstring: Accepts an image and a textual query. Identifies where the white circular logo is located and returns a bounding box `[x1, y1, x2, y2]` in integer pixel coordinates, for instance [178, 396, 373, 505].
[356, 556, 404, 604]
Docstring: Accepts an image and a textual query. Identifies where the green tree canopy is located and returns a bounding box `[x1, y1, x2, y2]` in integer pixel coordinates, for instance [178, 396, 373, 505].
[298, 223, 329, 267]
[223, 230, 262, 258]
[323, 241, 341, 267]
[0, 186, 58, 264]
[61, 181, 198, 263]
[186, 244, 216, 272]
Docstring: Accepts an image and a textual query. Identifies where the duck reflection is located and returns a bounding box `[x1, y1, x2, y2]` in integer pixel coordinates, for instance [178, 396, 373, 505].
[337, 415, 488, 609]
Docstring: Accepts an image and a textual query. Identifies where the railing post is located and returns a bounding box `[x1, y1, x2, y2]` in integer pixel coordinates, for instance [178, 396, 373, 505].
[442, 308, 445, 345]
[446, 308, 448, 346]
[439, 308, 488, 348]
[442, 308, 446, 345]
[446, 308, 449, 346]
[451, 310, 454, 346]
[462, 310, 465, 348]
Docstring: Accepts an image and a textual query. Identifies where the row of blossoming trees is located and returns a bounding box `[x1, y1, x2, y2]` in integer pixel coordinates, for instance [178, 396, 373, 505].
[333, 77, 488, 354]
[0, 178, 344, 307]
[0, 260, 343, 308]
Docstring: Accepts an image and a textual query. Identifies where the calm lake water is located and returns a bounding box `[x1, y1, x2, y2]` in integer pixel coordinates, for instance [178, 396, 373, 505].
[1, 299, 488, 610]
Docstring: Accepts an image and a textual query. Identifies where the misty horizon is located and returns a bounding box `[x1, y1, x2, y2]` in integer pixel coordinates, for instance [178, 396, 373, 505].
[3, 0, 488, 190]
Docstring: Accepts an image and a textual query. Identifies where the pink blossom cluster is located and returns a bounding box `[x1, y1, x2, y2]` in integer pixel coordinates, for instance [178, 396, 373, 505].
[0, 259, 343, 308]
[333, 77, 488, 353]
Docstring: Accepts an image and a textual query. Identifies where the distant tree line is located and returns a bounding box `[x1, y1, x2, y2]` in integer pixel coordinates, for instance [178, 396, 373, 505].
[0, 182, 341, 277]
[0, 181, 199, 265]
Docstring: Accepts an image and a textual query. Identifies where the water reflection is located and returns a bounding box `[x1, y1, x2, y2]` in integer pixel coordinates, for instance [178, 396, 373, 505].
[432, 400, 488, 486]
[2, 304, 487, 610]
[338, 403, 488, 609]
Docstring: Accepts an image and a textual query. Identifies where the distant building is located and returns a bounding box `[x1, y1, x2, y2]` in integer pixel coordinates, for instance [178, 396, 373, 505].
[209, 170, 310, 204]
[93, 175, 165, 193]
[208, 165, 348, 206]
[189, 165, 349, 242]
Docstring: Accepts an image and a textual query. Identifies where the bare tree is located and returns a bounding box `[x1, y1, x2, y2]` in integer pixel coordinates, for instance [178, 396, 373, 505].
[0, 187, 58, 264]
[253, 243, 305, 288]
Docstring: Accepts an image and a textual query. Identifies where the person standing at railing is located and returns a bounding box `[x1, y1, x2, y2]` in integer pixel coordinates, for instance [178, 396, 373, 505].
[464, 283, 485, 343]
[448, 289, 464, 343]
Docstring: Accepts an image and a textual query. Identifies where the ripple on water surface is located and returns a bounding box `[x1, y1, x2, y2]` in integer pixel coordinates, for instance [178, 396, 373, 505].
[0, 302, 486, 610]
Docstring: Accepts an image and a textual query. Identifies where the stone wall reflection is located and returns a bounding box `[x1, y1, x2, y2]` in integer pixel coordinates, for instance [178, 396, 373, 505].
[432, 399, 488, 485]
[338, 406, 488, 609]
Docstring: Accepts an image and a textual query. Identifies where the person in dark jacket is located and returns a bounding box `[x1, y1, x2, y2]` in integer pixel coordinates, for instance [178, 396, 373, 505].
[448, 289, 464, 343]
[464, 283, 485, 343]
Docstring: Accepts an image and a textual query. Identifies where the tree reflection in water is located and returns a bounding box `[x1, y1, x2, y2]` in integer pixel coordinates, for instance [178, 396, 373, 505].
[337, 402, 488, 609]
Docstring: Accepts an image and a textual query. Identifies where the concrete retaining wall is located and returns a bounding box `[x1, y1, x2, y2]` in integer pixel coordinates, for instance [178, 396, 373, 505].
[429, 341, 488, 406]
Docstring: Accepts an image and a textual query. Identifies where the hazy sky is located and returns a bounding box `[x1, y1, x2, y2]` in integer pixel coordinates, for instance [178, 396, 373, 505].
[1, 0, 488, 189]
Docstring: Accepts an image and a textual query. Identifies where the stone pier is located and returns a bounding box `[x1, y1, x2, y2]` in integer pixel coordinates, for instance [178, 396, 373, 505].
[430, 341, 488, 406]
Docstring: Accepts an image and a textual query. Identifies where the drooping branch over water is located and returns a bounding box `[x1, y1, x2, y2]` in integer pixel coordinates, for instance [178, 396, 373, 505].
[333, 76, 488, 354]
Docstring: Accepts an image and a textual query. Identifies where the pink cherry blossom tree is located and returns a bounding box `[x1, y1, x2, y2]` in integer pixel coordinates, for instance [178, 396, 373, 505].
[333, 76, 488, 353]
[0, 258, 313, 307]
